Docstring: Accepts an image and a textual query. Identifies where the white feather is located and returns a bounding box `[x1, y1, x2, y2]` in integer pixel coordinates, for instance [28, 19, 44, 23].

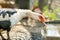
[30, 12, 42, 20]
[10, 9, 32, 26]
[10, 9, 43, 27]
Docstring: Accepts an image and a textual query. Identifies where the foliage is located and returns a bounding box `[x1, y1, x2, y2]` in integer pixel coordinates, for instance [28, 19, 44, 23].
[43, 6, 60, 21]
[33, 0, 38, 7]
[34, 2, 38, 7]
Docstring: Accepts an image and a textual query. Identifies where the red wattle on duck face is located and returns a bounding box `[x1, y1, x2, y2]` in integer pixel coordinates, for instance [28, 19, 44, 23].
[38, 16, 45, 23]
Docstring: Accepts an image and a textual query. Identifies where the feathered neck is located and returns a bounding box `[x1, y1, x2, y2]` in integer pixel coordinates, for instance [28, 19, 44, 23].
[10, 10, 31, 26]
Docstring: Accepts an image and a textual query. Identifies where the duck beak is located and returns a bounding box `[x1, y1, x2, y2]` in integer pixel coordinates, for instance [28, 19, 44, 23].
[38, 15, 47, 33]
[38, 15, 46, 26]
[38, 15, 45, 22]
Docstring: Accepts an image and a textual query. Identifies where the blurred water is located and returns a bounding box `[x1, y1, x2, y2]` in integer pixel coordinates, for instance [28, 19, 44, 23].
[42, 24, 60, 37]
